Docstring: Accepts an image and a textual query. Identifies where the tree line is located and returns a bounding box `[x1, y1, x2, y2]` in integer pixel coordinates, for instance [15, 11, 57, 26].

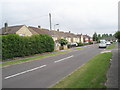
[92, 32, 114, 42]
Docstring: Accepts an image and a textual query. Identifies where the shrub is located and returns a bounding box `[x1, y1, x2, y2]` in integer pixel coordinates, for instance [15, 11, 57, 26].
[77, 43, 84, 46]
[2, 34, 54, 60]
[59, 39, 68, 46]
[88, 41, 93, 44]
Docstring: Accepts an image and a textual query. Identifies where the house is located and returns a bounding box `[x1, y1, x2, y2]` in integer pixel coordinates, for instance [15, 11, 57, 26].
[28, 26, 81, 43]
[77, 34, 84, 43]
[1, 24, 92, 50]
[103, 36, 117, 42]
[1, 24, 92, 44]
[83, 35, 93, 43]
[1, 23, 33, 36]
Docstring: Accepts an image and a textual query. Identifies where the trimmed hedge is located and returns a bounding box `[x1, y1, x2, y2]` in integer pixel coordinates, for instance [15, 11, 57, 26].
[2, 34, 54, 60]
[77, 43, 84, 46]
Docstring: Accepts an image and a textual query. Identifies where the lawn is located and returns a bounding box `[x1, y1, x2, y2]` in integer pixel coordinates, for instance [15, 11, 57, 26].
[52, 52, 112, 88]
[107, 43, 116, 49]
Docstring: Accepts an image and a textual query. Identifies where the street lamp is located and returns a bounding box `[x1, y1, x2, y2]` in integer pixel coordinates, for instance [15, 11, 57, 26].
[54, 24, 59, 30]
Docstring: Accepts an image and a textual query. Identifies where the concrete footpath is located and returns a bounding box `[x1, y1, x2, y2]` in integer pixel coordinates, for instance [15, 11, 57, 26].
[106, 44, 119, 89]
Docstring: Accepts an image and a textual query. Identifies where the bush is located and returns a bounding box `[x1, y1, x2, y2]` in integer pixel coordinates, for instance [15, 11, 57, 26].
[2, 34, 54, 60]
[83, 43, 89, 45]
[59, 39, 68, 46]
[77, 43, 84, 46]
[88, 41, 93, 44]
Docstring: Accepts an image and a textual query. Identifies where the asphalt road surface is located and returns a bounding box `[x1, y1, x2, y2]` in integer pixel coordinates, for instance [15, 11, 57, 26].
[2, 45, 108, 88]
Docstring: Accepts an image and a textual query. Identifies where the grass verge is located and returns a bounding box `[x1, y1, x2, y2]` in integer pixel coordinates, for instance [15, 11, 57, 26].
[52, 52, 112, 88]
[107, 43, 116, 49]
[73, 47, 87, 50]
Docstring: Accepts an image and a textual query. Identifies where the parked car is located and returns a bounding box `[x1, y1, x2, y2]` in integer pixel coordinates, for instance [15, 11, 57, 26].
[99, 40, 107, 48]
[71, 42, 78, 46]
[106, 41, 111, 45]
[67, 42, 78, 48]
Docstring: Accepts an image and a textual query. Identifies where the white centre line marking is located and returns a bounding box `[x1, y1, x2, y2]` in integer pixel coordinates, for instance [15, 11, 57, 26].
[54, 55, 74, 63]
[4, 65, 47, 80]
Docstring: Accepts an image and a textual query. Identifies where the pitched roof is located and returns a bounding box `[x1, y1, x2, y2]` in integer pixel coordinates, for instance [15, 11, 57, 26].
[103, 36, 117, 41]
[28, 26, 81, 39]
[28, 26, 53, 36]
[83, 35, 91, 38]
[1, 25, 24, 34]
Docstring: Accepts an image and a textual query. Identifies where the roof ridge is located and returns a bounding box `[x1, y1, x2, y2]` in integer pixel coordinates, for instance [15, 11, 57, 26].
[6, 25, 25, 28]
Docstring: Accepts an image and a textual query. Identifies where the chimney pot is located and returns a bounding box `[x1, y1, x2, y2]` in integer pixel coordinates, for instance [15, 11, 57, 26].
[4, 22, 8, 32]
[38, 25, 41, 28]
[57, 29, 59, 31]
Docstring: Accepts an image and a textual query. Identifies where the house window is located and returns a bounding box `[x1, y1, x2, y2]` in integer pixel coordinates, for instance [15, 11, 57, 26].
[19, 34, 25, 36]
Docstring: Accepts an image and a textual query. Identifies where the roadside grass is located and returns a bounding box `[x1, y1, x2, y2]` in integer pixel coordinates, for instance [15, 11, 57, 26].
[107, 43, 116, 49]
[73, 47, 87, 50]
[52, 52, 112, 88]
[1, 50, 72, 67]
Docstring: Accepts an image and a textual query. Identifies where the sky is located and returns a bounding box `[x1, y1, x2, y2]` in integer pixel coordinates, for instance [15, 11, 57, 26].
[1, 0, 119, 36]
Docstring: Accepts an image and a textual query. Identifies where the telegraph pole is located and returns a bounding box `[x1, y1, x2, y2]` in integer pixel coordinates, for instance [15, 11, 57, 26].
[49, 13, 52, 30]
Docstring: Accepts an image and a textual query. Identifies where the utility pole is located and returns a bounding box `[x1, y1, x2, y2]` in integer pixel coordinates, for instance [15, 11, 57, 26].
[49, 13, 52, 30]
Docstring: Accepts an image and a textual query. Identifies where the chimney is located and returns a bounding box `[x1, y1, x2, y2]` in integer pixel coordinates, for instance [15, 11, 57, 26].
[38, 25, 41, 28]
[69, 31, 71, 33]
[4, 22, 8, 32]
[57, 29, 59, 31]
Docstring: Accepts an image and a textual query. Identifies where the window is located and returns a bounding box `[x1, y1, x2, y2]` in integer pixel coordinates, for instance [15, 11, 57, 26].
[19, 34, 25, 36]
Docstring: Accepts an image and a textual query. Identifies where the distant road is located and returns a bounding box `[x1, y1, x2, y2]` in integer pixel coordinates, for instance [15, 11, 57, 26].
[2, 45, 106, 88]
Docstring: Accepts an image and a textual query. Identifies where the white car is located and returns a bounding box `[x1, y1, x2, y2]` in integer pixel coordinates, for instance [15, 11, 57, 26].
[106, 41, 111, 45]
[99, 42, 107, 48]
[71, 43, 78, 46]
[68, 42, 78, 47]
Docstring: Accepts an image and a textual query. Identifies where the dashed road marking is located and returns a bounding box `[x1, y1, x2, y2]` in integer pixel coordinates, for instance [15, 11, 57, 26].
[5, 65, 47, 79]
[54, 55, 74, 63]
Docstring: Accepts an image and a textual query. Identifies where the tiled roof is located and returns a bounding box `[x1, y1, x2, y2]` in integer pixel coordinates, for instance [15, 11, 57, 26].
[28, 26, 78, 38]
[28, 26, 53, 36]
[1, 25, 24, 34]
[0, 25, 91, 39]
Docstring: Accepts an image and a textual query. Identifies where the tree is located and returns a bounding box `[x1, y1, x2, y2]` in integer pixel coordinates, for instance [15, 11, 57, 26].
[109, 34, 112, 37]
[105, 34, 109, 37]
[59, 39, 68, 46]
[97, 34, 101, 41]
[114, 31, 120, 42]
[92, 32, 98, 41]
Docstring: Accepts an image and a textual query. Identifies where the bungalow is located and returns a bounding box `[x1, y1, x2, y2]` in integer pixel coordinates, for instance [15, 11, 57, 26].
[1, 23, 33, 36]
[83, 35, 93, 43]
[1, 23, 92, 50]
[77, 34, 84, 43]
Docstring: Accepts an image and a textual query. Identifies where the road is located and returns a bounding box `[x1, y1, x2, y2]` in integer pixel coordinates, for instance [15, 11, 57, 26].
[2, 45, 107, 88]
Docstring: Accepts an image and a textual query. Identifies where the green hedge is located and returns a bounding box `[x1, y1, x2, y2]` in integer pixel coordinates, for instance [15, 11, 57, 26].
[2, 34, 54, 60]
[77, 43, 84, 46]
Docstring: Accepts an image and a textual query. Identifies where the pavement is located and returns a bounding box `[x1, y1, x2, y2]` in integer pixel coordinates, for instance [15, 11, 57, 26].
[2, 44, 118, 88]
[106, 43, 119, 89]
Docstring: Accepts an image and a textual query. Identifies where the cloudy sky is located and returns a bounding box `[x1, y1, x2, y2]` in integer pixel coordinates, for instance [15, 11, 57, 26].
[1, 0, 119, 36]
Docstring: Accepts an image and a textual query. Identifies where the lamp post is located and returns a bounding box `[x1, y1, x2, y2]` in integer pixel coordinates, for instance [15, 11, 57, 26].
[54, 24, 59, 30]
